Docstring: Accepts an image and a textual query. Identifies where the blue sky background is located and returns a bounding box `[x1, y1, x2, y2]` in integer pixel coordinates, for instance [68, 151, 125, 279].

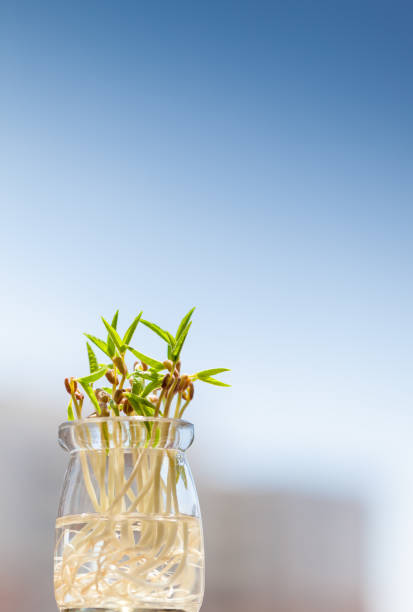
[1, 0, 412, 464]
[0, 3, 413, 608]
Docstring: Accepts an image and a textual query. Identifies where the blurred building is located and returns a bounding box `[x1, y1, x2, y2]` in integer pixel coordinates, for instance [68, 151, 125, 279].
[200, 488, 365, 612]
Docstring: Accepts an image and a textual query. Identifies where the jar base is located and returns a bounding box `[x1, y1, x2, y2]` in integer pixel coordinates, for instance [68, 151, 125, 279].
[61, 609, 190, 612]
[61, 609, 189, 612]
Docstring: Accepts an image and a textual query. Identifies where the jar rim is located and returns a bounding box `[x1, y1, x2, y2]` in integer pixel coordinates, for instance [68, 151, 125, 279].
[59, 415, 193, 427]
[58, 416, 194, 453]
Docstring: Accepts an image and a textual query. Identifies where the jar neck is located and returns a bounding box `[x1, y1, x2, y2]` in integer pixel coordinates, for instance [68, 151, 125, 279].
[58, 417, 194, 453]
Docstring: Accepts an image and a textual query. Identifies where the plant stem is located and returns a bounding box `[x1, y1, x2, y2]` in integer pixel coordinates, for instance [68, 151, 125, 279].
[154, 388, 166, 417]
[111, 366, 118, 400]
[178, 399, 190, 418]
[173, 393, 182, 419]
[163, 379, 179, 418]
[72, 393, 81, 418]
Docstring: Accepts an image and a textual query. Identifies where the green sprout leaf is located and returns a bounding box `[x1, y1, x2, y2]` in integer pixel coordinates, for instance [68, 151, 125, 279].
[197, 375, 231, 387]
[131, 377, 144, 396]
[107, 310, 119, 358]
[172, 321, 191, 361]
[79, 381, 101, 414]
[109, 399, 120, 416]
[141, 379, 162, 398]
[175, 307, 195, 341]
[129, 369, 163, 382]
[84, 334, 111, 358]
[124, 393, 155, 417]
[123, 311, 142, 345]
[127, 347, 165, 370]
[86, 342, 99, 373]
[102, 317, 127, 354]
[67, 397, 74, 421]
[195, 368, 230, 378]
[141, 319, 174, 345]
[77, 365, 108, 385]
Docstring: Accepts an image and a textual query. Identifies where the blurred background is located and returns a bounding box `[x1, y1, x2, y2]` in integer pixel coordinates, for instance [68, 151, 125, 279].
[0, 1, 412, 611]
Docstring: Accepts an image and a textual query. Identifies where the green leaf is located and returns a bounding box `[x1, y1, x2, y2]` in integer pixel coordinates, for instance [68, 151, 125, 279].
[172, 321, 191, 360]
[86, 342, 99, 373]
[136, 395, 156, 412]
[79, 381, 101, 414]
[195, 368, 230, 378]
[166, 331, 175, 344]
[67, 397, 74, 421]
[124, 393, 155, 417]
[111, 310, 119, 329]
[107, 310, 119, 358]
[141, 379, 162, 398]
[132, 377, 144, 396]
[123, 311, 142, 345]
[77, 365, 108, 384]
[109, 399, 119, 416]
[102, 317, 127, 354]
[84, 334, 111, 358]
[129, 369, 163, 382]
[176, 307, 195, 341]
[127, 347, 165, 370]
[141, 319, 174, 345]
[197, 375, 231, 387]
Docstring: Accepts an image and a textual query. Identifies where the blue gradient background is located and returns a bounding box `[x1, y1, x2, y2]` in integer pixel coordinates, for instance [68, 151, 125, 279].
[0, 2, 412, 611]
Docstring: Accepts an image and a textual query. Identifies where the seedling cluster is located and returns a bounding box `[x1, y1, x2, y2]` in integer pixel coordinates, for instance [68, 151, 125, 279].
[65, 307, 230, 421]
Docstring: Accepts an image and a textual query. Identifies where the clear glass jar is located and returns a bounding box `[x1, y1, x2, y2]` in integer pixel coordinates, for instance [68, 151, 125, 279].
[54, 417, 204, 612]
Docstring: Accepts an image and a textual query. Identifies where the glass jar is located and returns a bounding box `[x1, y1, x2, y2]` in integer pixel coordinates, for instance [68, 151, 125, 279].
[54, 417, 204, 612]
